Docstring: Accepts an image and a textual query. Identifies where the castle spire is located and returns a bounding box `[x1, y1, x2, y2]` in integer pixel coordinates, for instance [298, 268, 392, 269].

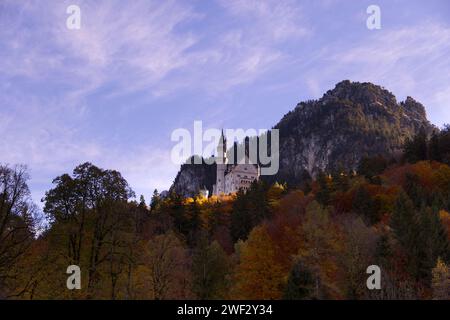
[217, 129, 227, 162]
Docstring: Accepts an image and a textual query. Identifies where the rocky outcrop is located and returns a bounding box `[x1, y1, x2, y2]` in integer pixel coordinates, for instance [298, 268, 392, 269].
[169, 156, 216, 198]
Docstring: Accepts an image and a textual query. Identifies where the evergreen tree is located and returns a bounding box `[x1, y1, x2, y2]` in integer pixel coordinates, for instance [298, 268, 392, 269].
[230, 181, 271, 242]
[420, 207, 450, 265]
[403, 129, 428, 163]
[316, 171, 331, 205]
[230, 190, 251, 242]
[246, 180, 270, 224]
[332, 170, 350, 192]
[390, 192, 422, 280]
[352, 186, 379, 225]
[439, 124, 450, 165]
[374, 234, 393, 270]
[283, 260, 316, 300]
[185, 198, 202, 245]
[139, 195, 146, 208]
[192, 238, 229, 299]
[150, 189, 161, 211]
[357, 155, 388, 181]
[429, 131, 441, 162]
[404, 173, 426, 208]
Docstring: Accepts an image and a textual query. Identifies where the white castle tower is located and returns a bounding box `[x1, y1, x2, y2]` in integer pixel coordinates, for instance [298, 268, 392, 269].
[214, 130, 227, 194]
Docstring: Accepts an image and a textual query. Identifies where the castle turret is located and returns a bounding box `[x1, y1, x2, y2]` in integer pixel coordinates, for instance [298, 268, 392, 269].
[215, 130, 227, 194]
[217, 129, 227, 163]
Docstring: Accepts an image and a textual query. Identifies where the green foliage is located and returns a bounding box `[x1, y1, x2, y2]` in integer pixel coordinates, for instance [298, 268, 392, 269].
[150, 189, 161, 211]
[403, 125, 450, 165]
[391, 192, 450, 284]
[403, 129, 428, 163]
[192, 238, 229, 299]
[230, 181, 271, 242]
[358, 155, 388, 183]
[352, 186, 380, 225]
[316, 171, 332, 205]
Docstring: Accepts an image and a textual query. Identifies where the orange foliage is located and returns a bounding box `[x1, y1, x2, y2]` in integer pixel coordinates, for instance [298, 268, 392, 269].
[384, 161, 450, 193]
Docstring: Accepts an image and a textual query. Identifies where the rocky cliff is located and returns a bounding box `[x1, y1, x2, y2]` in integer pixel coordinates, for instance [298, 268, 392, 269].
[169, 155, 216, 197]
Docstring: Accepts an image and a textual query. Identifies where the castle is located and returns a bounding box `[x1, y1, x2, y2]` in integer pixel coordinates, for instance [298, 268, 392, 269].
[212, 130, 260, 195]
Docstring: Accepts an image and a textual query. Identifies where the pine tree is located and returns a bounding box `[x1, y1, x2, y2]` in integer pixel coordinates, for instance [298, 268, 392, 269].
[352, 186, 379, 225]
[403, 129, 428, 163]
[375, 234, 392, 270]
[192, 238, 229, 299]
[150, 189, 161, 211]
[139, 195, 146, 208]
[316, 171, 331, 205]
[390, 192, 422, 280]
[357, 155, 388, 181]
[404, 173, 426, 208]
[429, 131, 441, 162]
[185, 198, 201, 245]
[230, 190, 251, 242]
[283, 260, 316, 300]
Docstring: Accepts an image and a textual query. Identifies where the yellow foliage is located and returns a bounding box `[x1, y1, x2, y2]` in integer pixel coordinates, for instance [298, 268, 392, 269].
[231, 225, 285, 299]
[297, 201, 343, 298]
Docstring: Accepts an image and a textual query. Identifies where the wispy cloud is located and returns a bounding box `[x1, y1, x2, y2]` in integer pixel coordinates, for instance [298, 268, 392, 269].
[298, 22, 450, 124]
[1, 0, 449, 207]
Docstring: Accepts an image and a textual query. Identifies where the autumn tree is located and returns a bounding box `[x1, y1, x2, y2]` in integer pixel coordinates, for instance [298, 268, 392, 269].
[0, 165, 37, 298]
[43, 162, 134, 297]
[339, 216, 377, 299]
[297, 201, 342, 298]
[231, 225, 284, 299]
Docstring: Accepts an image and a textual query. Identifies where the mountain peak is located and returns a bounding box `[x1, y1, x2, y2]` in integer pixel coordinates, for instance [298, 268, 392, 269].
[401, 96, 427, 119]
[321, 80, 397, 107]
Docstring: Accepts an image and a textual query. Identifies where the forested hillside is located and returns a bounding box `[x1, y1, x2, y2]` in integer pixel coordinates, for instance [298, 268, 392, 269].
[1, 127, 450, 300]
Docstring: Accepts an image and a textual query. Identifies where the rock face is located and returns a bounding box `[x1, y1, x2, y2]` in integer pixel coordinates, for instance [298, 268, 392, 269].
[170, 80, 434, 195]
[170, 156, 216, 198]
[272, 80, 433, 185]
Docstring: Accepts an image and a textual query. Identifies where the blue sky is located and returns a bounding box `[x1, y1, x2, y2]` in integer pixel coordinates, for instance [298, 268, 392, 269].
[1, 0, 449, 206]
